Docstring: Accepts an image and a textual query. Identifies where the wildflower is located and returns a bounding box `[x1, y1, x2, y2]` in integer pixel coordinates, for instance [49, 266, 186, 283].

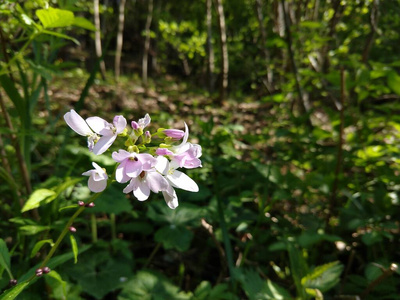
[86, 115, 127, 155]
[164, 128, 185, 140]
[112, 149, 156, 183]
[123, 169, 169, 201]
[64, 109, 98, 152]
[82, 162, 108, 193]
[155, 156, 199, 209]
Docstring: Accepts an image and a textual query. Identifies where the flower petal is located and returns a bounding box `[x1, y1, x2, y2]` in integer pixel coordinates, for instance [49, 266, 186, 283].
[123, 179, 135, 193]
[134, 180, 150, 201]
[162, 188, 179, 209]
[125, 159, 142, 178]
[115, 160, 131, 183]
[138, 153, 157, 170]
[147, 172, 169, 193]
[168, 170, 199, 192]
[87, 175, 107, 193]
[64, 110, 93, 136]
[112, 149, 131, 162]
[92, 135, 117, 155]
[155, 156, 169, 175]
[113, 115, 127, 133]
[86, 116, 112, 135]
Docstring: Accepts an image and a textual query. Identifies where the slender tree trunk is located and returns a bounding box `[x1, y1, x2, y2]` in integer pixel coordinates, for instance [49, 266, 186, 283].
[115, 0, 126, 82]
[142, 0, 154, 86]
[94, 0, 106, 80]
[281, 0, 312, 125]
[362, 0, 379, 63]
[206, 0, 215, 93]
[214, 0, 228, 102]
[255, 0, 273, 93]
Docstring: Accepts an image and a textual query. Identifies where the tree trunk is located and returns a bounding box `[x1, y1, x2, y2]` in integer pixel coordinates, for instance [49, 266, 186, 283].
[115, 0, 127, 82]
[206, 0, 215, 93]
[142, 0, 154, 86]
[255, 0, 273, 93]
[94, 0, 106, 80]
[214, 0, 228, 102]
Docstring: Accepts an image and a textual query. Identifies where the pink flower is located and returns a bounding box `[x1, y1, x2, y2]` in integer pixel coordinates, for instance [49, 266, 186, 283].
[64, 109, 99, 151]
[123, 169, 169, 201]
[164, 129, 185, 140]
[112, 150, 157, 183]
[86, 115, 127, 155]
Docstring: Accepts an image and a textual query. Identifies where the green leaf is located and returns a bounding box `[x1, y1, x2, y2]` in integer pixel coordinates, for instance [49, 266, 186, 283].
[73, 17, 96, 31]
[387, 70, 400, 96]
[236, 268, 292, 300]
[0, 239, 11, 279]
[119, 270, 191, 300]
[0, 282, 29, 300]
[30, 239, 54, 258]
[19, 225, 50, 235]
[44, 270, 67, 299]
[36, 7, 74, 28]
[70, 235, 78, 264]
[302, 261, 344, 293]
[154, 225, 194, 252]
[0, 75, 25, 125]
[42, 29, 80, 45]
[21, 188, 56, 212]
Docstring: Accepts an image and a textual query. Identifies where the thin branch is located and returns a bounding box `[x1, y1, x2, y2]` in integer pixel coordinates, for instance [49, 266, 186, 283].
[330, 68, 345, 217]
[362, 0, 380, 63]
[360, 263, 398, 298]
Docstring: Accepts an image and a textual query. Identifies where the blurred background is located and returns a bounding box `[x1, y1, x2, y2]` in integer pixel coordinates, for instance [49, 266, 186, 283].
[1, 0, 400, 299]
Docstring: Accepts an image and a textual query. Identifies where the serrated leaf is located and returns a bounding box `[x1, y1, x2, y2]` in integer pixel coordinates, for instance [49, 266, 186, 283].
[21, 188, 56, 212]
[30, 239, 54, 258]
[36, 7, 74, 28]
[0, 282, 29, 300]
[302, 261, 344, 293]
[73, 17, 96, 31]
[0, 239, 11, 278]
[70, 235, 78, 264]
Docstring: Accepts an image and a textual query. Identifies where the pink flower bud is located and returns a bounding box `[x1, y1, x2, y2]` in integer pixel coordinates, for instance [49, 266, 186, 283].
[131, 121, 139, 130]
[164, 129, 185, 140]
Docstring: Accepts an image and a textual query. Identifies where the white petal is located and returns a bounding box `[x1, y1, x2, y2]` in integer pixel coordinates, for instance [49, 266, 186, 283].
[64, 110, 93, 136]
[155, 156, 169, 175]
[113, 115, 127, 133]
[138, 153, 157, 170]
[82, 170, 94, 176]
[88, 176, 107, 193]
[134, 181, 150, 201]
[112, 149, 131, 162]
[123, 179, 135, 193]
[182, 122, 189, 145]
[92, 162, 107, 179]
[139, 114, 151, 129]
[125, 160, 142, 178]
[115, 161, 131, 183]
[168, 170, 199, 192]
[146, 172, 169, 193]
[86, 117, 112, 135]
[162, 188, 179, 209]
[92, 135, 117, 155]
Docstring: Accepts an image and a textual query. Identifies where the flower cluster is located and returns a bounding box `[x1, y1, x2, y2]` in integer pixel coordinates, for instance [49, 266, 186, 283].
[64, 110, 202, 209]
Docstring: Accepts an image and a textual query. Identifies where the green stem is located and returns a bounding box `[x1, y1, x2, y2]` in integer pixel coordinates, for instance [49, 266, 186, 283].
[91, 213, 98, 243]
[110, 213, 117, 240]
[144, 243, 161, 268]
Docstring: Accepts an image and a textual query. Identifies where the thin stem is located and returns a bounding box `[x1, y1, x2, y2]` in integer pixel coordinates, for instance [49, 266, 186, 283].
[91, 213, 98, 244]
[110, 213, 117, 240]
[144, 243, 161, 268]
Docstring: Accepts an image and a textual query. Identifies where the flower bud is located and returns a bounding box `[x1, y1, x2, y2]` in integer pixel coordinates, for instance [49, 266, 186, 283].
[69, 226, 77, 233]
[36, 268, 43, 277]
[86, 202, 95, 208]
[78, 201, 85, 206]
[43, 267, 51, 274]
[144, 131, 151, 143]
[9, 279, 17, 286]
[164, 129, 185, 140]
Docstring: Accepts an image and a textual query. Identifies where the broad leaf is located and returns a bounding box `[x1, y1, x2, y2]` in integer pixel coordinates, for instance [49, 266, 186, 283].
[0, 282, 29, 300]
[154, 225, 193, 252]
[387, 70, 400, 96]
[73, 17, 96, 31]
[302, 261, 344, 293]
[36, 8, 74, 28]
[21, 188, 56, 212]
